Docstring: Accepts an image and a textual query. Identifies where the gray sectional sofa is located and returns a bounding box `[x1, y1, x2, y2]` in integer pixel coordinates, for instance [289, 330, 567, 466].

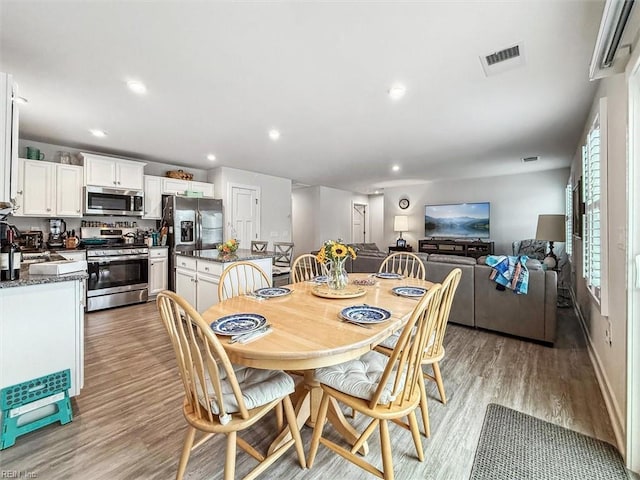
[345, 244, 557, 345]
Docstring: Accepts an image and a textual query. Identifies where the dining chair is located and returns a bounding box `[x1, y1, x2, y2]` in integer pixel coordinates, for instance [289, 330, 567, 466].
[156, 291, 306, 480]
[218, 261, 272, 301]
[308, 283, 444, 480]
[379, 252, 426, 280]
[291, 253, 327, 283]
[251, 240, 269, 254]
[272, 242, 294, 286]
[375, 267, 462, 438]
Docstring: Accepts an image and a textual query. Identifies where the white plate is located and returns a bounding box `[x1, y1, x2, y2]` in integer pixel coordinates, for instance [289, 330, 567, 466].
[392, 286, 427, 297]
[340, 305, 392, 324]
[375, 272, 403, 279]
[254, 287, 292, 298]
[210, 313, 267, 335]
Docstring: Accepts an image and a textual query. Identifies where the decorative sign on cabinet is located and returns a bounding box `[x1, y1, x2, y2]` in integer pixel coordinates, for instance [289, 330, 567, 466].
[81, 152, 146, 191]
[13, 159, 83, 217]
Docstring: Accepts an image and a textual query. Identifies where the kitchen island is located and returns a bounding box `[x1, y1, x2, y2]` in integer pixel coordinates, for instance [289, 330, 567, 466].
[0, 266, 87, 399]
[175, 248, 274, 312]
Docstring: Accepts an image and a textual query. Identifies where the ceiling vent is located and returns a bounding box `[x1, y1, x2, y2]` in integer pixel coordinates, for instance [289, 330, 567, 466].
[480, 43, 525, 77]
[522, 156, 539, 163]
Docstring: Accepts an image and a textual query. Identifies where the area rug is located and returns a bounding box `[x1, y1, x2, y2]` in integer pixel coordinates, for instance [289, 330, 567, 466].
[469, 403, 629, 480]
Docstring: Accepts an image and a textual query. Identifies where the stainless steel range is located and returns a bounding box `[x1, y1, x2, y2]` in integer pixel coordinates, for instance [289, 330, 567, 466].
[83, 227, 149, 312]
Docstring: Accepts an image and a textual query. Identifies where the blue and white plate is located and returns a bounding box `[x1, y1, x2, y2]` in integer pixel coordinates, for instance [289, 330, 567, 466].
[211, 313, 267, 336]
[392, 286, 427, 298]
[375, 272, 403, 279]
[340, 305, 392, 324]
[254, 287, 292, 298]
[312, 275, 329, 283]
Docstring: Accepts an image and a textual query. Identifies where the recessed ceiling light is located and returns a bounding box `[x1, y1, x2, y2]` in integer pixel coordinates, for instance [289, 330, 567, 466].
[89, 129, 107, 138]
[392, 165, 400, 172]
[127, 80, 147, 95]
[374, 190, 380, 194]
[206, 153, 216, 161]
[269, 129, 281, 141]
[12, 96, 28, 104]
[388, 83, 407, 100]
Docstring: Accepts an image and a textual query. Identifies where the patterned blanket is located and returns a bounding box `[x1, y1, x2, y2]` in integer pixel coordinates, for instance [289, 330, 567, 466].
[485, 255, 529, 294]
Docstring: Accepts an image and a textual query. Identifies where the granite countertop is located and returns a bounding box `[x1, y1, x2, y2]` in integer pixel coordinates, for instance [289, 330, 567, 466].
[0, 253, 88, 289]
[176, 248, 274, 263]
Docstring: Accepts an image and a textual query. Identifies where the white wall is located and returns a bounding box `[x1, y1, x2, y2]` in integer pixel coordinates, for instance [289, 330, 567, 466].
[291, 185, 369, 254]
[570, 72, 628, 447]
[382, 168, 569, 254]
[292, 186, 319, 256]
[208, 166, 292, 248]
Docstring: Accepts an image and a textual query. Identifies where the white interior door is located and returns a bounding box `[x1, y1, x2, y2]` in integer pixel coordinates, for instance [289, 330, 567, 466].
[352, 202, 367, 243]
[230, 184, 260, 250]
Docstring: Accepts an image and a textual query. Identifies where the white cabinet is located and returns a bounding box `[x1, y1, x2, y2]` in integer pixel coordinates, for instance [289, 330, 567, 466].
[143, 175, 163, 220]
[1, 72, 19, 205]
[149, 247, 168, 298]
[0, 279, 84, 397]
[82, 152, 145, 190]
[174, 255, 271, 313]
[14, 159, 83, 217]
[162, 177, 215, 197]
[56, 164, 83, 217]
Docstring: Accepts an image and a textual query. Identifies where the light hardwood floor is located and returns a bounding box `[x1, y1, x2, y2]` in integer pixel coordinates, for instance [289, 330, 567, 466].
[0, 301, 616, 479]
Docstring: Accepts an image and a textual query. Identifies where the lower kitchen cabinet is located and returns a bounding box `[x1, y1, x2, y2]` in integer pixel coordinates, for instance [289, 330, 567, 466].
[148, 247, 168, 298]
[175, 255, 271, 313]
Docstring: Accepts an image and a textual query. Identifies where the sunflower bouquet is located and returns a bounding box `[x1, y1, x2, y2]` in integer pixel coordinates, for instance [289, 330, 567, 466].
[218, 238, 239, 255]
[316, 240, 357, 289]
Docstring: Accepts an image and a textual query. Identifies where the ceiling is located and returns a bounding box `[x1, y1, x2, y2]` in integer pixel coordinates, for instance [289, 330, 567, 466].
[0, 1, 606, 194]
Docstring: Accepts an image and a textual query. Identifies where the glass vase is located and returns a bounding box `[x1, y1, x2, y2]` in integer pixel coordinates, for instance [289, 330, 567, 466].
[327, 258, 349, 290]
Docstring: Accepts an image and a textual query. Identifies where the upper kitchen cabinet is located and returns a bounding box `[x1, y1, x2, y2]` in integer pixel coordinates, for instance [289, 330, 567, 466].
[143, 175, 163, 220]
[162, 177, 214, 197]
[13, 159, 83, 217]
[81, 152, 145, 190]
[0, 72, 19, 205]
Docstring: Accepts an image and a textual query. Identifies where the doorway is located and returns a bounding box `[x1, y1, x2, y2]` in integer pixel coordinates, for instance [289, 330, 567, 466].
[352, 202, 368, 244]
[229, 184, 261, 250]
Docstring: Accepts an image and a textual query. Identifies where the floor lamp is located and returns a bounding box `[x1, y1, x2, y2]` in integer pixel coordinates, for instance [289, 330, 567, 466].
[535, 214, 566, 269]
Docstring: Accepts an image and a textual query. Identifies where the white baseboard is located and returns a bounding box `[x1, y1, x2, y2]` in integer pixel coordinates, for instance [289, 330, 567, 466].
[570, 290, 627, 456]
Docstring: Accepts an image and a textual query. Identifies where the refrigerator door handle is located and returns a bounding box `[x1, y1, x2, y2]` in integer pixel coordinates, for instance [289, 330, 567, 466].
[196, 209, 202, 250]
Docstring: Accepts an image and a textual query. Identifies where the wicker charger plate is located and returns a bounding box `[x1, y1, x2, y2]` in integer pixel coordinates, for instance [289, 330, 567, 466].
[311, 284, 367, 299]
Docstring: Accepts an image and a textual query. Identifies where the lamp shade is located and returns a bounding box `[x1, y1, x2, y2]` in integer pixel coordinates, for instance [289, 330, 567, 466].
[394, 215, 409, 232]
[535, 214, 566, 242]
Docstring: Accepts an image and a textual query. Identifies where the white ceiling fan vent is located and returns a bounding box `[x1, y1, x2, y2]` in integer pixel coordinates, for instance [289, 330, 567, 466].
[480, 43, 525, 77]
[521, 156, 539, 163]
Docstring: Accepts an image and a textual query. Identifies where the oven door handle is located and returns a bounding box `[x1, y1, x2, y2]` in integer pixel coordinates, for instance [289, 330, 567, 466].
[88, 254, 149, 262]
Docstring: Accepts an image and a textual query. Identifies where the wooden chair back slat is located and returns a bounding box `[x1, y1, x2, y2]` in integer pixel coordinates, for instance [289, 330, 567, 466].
[291, 254, 327, 282]
[251, 240, 269, 254]
[379, 252, 426, 280]
[157, 291, 250, 421]
[273, 242, 294, 267]
[217, 261, 272, 301]
[427, 268, 462, 358]
[368, 283, 443, 410]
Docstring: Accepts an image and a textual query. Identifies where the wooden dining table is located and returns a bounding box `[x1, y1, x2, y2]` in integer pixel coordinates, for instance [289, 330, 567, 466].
[201, 273, 434, 454]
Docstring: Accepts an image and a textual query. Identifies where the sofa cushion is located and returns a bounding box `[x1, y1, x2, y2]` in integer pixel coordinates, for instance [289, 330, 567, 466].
[427, 254, 477, 265]
[513, 239, 548, 260]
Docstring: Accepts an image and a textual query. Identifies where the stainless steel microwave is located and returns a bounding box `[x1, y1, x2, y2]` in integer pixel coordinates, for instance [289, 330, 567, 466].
[84, 186, 144, 216]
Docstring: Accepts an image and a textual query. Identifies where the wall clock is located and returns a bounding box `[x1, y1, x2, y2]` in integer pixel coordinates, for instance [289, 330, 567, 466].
[399, 198, 410, 210]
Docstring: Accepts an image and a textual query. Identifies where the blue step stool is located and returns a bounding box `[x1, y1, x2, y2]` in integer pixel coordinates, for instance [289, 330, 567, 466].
[1, 369, 73, 449]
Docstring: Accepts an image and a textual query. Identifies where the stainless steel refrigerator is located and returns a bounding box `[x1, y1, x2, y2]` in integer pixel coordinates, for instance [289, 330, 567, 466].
[161, 195, 223, 290]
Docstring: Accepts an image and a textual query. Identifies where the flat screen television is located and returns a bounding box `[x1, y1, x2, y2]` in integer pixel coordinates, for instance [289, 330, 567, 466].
[424, 202, 490, 239]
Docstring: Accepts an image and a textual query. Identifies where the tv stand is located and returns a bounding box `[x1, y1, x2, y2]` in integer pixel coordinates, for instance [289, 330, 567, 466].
[418, 239, 494, 259]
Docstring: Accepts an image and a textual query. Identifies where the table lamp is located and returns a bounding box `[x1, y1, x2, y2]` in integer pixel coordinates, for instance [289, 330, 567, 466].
[535, 214, 566, 269]
[394, 215, 409, 247]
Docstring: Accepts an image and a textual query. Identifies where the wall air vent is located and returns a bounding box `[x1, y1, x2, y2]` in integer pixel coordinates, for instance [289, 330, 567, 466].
[480, 43, 525, 77]
[486, 45, 520, 66]
[522, 156, 539, 163]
